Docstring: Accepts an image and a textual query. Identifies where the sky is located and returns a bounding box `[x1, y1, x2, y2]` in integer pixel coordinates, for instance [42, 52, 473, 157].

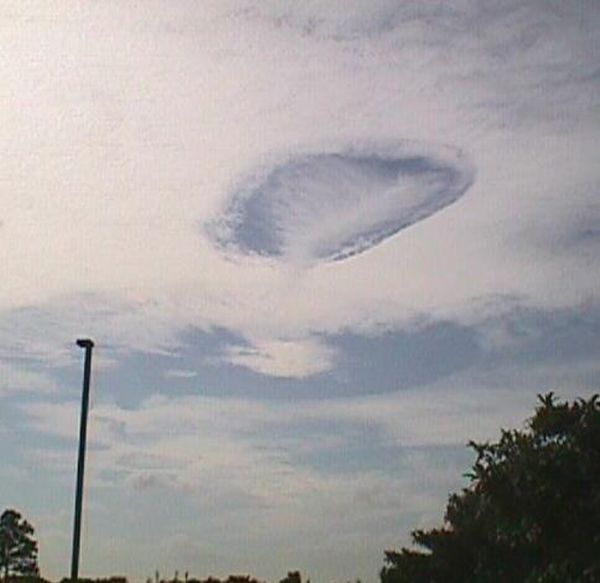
[1, 1, 600, 581]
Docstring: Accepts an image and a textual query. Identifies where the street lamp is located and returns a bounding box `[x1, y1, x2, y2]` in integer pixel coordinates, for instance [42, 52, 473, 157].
[71, 339, 94, 582]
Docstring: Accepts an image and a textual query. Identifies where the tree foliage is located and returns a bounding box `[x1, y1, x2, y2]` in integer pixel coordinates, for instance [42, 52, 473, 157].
[278, 572, 301, 583]
[381, 393, 600, 583]
[0, 509, 39, 581]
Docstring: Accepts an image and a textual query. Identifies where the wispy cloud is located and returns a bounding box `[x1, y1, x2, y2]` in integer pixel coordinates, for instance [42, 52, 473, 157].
[163, 369, 198, 379]
[0, 362, 57, 396]
[19, 348, 600, 580]
[1, 1, 599, 378]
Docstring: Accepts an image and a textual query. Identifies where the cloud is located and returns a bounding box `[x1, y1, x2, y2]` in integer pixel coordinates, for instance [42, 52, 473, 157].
[1, 1, 599, 382]
[0, 1, 599, 384]
[23, 374, 597, 491]
[0, 362, 57, 396]
[21, 361, 599, 580]
[21, 374, 596, 570]
[233, 0, 420, 40]
[0, 294, 188, 370]
[21, 388, 469, 579]
[163, 369, 198, 379]
[223, 336, 338, 378]
[2, 4, 599, 581]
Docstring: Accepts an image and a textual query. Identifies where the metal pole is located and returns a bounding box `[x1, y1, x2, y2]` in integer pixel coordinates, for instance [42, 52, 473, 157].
[71, 339, 94, 582]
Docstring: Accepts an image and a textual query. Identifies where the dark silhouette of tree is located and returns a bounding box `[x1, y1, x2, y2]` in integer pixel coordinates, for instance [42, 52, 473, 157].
[278, 573, 301, 583]
[156, 576, 263, 583]
[0, 509, 39, 581]
[60, 579, 126, 583]
[381, 393, 600, 583]
[224, 577, 260, 583]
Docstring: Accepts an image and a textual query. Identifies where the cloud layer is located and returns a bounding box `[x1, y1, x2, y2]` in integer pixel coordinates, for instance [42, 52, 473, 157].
[1, 2, 600, 581]
[1, 0, 599, 369]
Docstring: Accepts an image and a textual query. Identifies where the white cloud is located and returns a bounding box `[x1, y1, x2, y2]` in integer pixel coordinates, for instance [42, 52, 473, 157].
[21, 389, 461, 579]
[223, 336, 338, 378]
[1, 0, 599, 380]
[24, 371, 596, 495]
[0, 361, 57, 396]
[163, 369, 198, 379]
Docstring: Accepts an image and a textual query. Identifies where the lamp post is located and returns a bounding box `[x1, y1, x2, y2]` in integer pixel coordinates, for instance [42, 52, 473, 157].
[71, 339, 94, 582]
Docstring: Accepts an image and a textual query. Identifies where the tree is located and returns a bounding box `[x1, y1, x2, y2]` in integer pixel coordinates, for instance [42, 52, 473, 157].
[381, 393, 600, 583]
[0, 509, 39, 581]
[279, 573, 301, 583]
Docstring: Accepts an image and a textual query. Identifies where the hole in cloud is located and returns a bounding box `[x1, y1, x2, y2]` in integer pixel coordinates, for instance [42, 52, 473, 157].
[209, 141, 475, 262]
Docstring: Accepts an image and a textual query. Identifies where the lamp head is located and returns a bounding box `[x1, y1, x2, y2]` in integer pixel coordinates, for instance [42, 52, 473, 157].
[76, 338, 94, 349]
